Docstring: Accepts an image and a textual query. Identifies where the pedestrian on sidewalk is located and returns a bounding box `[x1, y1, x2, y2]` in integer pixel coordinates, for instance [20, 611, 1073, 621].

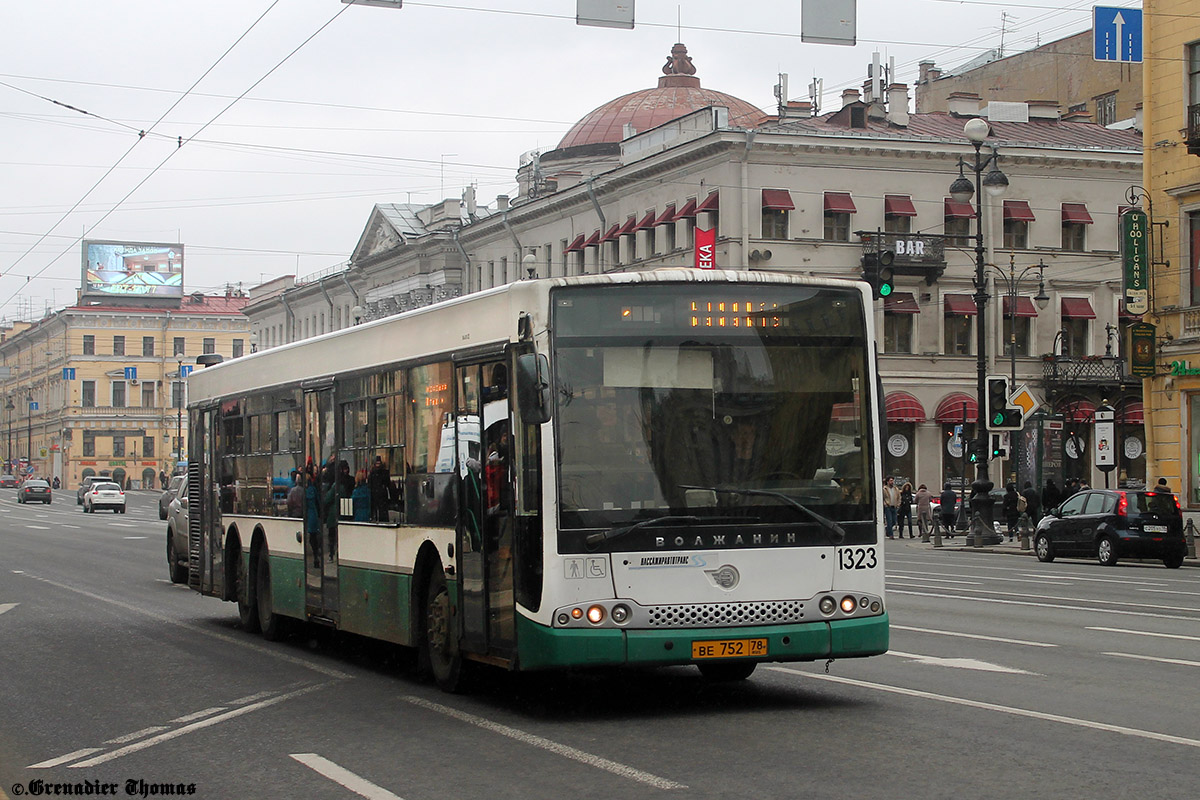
[882, 477, 901, 538]
[939, 482, 958, 538]
[898, 481, 915, 538]
[1021, 481, 1041, 524]
[1042, 478, 1062, 513]
[915, 483, 934, 539]
[1003, 482, 1020, 541]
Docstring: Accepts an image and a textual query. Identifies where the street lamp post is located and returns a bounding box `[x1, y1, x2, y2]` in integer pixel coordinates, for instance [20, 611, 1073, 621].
[949, 117, 1009, 533]
[176, 360, 183, 471]
[990, 256, 1049, 385]
[26, 395, 33, 477]
[5, 398, 13, 474]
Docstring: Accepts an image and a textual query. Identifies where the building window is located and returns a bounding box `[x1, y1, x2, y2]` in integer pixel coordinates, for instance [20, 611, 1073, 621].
[884, 195, 917, 235]
[1061, 204, 1091, 252]
[1190, 211, 1200, 307]
[203, 338, 215, 355]
[663, 222, 676, 252]
[113, 335, 125, 356]
[83, 431, 95, 457]
[143, 436, 155, 458]
[1095, 93, 1117, 127]
[883, 312, 914, 354]
[824, 211, 850, 242]
[142, 336, 154, 357]
[82, 335, 95, 356]
[1062, 317, 1089, 356]
[112, 436, 125, 458]
[82, 380, 96, 408]
[112, 381, 126, 408]
[762, 209, 788, 239]
[232, 339, 244, 359]
[1068, 102, 1087, 115]
[173, 337, 185, 356]
[884, 214, 911, 235]
[944, 315, 973, 355]
[1004, 219, 1028, 249]
[1002, 316, 1032, 357]
[141, 382, 155, 408]
[944, 216, 971, 247]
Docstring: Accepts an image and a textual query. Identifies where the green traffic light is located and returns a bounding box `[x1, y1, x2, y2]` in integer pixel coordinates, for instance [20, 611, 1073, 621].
[879, 283, 893, 297]
[992, 412, 1005, 426]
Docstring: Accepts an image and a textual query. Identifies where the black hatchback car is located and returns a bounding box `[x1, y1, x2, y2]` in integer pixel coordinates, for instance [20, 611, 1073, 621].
[1034, 489, 1185, 568]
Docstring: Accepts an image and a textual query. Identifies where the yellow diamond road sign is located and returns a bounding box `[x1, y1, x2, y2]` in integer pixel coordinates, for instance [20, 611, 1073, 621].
[1009, 384, 1039, 420]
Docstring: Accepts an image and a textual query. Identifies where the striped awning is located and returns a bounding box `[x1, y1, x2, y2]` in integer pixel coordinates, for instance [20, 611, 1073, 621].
[884, 292, 920, 314]
[1118, 400, 1144, 424]
[886, 392, 926, 423]
[1055, 398, 1096, 422]
[934, 393, 978, 423]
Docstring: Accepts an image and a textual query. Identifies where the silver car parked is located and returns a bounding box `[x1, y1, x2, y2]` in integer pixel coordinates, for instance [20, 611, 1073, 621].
[166, 476, 189, 584]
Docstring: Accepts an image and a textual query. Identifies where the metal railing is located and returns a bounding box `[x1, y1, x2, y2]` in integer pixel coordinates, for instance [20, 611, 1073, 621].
[1041, 355, 1124, 385]
[1188, 104, 1200, 154]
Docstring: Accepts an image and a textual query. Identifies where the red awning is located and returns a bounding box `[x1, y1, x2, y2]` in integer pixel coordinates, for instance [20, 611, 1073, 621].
[883, 292, 920, 313]
[634, 210, 658, 231]
[943, 294, 977, 315]
[1061, 203, 1094, 224]
[1118, 400, 1144, 424]
[944, 197, 976, 219]
[563, 234, 586, 253]
[654, 205, 676, 226]
[824, 192, 857, 214]
[1056, 398, 1096, 422]
[886, 391, 926, 423]
[884, 195, 918, 217]
[673, 198, 698, 220]
[1002, 296, 1039, 317]
[600, 224, 621, 242]
[583, 230, 601, 248]
[762, 189, 795, 211]
[1061, 297, 1096, 319]
[616, 216, 638, 236]
[830, 402, 859, 421]
[934, 393, 978, 423]
[1004, 200, 1036, 221]
[696, 191, 720, 213]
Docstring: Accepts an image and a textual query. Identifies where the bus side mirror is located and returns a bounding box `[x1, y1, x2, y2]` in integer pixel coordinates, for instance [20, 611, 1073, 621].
[515, 352, 552, 425]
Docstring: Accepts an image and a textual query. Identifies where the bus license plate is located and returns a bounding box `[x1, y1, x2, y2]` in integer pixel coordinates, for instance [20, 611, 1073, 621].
[691, 638, 768, 660]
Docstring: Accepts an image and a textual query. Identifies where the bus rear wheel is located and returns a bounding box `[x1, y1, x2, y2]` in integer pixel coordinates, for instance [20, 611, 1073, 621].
[256, 551, 282, 641]
[697, 661, 757, 681]
[424, 567, 467, 692]
[236, 549, 261, 634]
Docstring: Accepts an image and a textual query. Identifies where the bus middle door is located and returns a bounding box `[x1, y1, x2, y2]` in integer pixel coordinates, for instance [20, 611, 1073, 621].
[303, 387, 339, 623]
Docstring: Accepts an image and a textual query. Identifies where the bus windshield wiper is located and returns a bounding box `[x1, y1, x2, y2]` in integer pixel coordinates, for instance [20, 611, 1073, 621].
[585, 515, 701, 548]
[680, 484, 846, 545]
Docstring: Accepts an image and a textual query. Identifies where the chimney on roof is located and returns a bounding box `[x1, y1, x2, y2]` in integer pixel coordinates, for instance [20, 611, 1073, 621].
[886, 83, 909, 127]
[1062, 109, 1092, 123]
[841, 88, 861, 109]
[947, 91, 982, 118]
[1133, 102, 1143, 132]
[779, 100, 812, 120]
[1026, 100, 1060, 121]
[917, 61, 942, 84]
[496, 195, 510, 212]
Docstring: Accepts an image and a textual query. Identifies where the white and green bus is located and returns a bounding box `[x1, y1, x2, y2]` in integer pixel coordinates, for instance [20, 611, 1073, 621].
[184, 269, 888, 690]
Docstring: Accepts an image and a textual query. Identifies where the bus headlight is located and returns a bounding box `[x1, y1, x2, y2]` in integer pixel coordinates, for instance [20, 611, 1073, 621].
[840, 596, 857, 614]
[610, 604, 630, 624]
[586, 605, 605, 624]
[819, 596, 836, 615]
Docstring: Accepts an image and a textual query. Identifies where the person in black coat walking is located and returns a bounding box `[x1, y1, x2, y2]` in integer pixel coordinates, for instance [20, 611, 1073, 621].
[1021, 481, 1041, 524]
[1042, 479, 1061, 512]
[939, 482, 958, 537]
[1002, 483, 1020, 541]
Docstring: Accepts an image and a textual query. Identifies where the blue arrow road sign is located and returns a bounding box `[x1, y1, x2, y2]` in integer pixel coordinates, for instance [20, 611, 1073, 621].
[124, 366, 137, 381]
[179, 365, 193, 377]
[61, 367, 75, 380]
[1094, 6, 1142, 63]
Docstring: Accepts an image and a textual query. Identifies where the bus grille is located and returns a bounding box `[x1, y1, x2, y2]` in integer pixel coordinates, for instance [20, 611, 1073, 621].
[645, 600, 805, 628]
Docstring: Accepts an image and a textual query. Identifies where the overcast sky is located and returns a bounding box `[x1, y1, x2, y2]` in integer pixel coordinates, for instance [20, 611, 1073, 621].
[0, 0, 1117, 320]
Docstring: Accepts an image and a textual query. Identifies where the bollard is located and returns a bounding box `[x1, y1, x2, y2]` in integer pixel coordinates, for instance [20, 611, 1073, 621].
[1019, 512, 1031, 551]
[933, 515, 943, 548]
[972, 511, 985, 548]
[1187, 518, 1197, 560]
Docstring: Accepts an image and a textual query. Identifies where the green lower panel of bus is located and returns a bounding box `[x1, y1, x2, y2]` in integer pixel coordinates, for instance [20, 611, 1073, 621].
[516, 613, 890, 671]
[338, 566, 413, 645]
[266, 554, 306, 620]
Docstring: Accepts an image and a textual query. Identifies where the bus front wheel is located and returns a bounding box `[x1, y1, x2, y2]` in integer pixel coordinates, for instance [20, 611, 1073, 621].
[423, 567, 466, 692]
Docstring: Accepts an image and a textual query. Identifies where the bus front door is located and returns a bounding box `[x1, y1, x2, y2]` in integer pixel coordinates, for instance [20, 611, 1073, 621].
[455, 360, 516, 659]
[304, 387, 339, 622]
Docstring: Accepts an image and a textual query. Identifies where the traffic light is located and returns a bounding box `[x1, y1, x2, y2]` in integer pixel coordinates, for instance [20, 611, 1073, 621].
[985, 375, 1023, 431]
[966, 440, 983, 464]
[861, 250, 896, 300]
[990, 432, 1007, 460]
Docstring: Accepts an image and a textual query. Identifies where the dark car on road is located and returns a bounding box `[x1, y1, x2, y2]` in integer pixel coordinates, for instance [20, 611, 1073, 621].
[17, 478, 52, 504]
[159, 474, 185, 520]
[1034, 488, 1185, 568]
[166, 475, 189, 583]
[76, 475, 104, 505]
[0, 474, 18, 488]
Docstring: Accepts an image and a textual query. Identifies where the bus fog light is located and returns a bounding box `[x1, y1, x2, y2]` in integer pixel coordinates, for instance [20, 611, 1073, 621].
[819, 596, 836, 615]
[586, 605, 605, 624]
[571, 608, 583, 620]
[557, 613, 570, 625]
[870, 601, 881, 613]
[611, 604, 630, 624]
[860, 596, 870, 608]
[840, 596, 857, 614]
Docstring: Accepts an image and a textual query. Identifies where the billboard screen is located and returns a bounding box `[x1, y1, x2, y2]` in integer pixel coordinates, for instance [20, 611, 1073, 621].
[82, 240, 184, 298]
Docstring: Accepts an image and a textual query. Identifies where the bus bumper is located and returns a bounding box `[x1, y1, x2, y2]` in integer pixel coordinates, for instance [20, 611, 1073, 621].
[516, 613, 889, 671]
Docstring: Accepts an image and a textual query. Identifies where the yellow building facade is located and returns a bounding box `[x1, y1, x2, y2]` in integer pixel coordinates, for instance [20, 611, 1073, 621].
[1143, 0, 1200, 505]
[0, 294, 249, 490]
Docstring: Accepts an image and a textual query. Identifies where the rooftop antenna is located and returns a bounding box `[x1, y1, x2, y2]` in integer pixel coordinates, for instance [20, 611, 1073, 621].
[809, 76, 822, 116]
[998, 11, 1017, 59]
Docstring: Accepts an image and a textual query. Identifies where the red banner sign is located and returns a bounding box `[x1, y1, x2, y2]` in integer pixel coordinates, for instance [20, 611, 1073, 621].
[694, 228, 716, 269]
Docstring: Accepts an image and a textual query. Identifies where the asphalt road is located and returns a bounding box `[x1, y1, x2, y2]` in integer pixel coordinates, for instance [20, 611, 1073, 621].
[1, 492, 1197, 800]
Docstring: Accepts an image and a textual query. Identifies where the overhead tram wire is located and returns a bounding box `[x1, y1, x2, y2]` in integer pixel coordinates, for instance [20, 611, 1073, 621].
[0, 0, 287, 313]
[0, 0, 357, 315]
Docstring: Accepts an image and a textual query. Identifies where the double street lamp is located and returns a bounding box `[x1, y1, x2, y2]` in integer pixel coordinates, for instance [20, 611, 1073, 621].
[991, 256, 1049, 385]
[948, 117, 1009, 528]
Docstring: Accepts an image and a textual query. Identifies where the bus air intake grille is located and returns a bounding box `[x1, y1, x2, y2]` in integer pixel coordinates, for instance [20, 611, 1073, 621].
[645, 600, 805, 628]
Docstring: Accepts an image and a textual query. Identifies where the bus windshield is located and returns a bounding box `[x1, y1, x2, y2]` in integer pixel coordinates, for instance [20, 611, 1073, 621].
[552, 284, 874, 533]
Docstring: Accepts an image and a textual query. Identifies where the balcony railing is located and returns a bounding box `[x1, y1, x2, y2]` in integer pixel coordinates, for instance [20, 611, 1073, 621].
[72, 406, 169, 419]
[1188, 103, 1200, 156]
[1041, 355, 1125, 387]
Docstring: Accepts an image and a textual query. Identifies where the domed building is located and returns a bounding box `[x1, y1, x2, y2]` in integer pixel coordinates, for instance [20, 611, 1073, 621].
[517, 44, 766, 199]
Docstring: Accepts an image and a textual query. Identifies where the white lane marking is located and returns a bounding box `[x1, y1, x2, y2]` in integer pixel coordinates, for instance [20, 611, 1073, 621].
[890, 588, 1200, 621]
[169, 706, 225, 724]
[122, 536, 148, 540]
[104, 726, 169, 745]
[291, 754, 406, 800]
[229, 689, 278, 706]
[1017, 573, 1169, 587]
[1088, 626, 1200, 643]
[1136, 587, 1200, 597]
[887, 650, 1039, 674]
[59, 524, 81, 529]
[402, 696, 687, 790]
[0, 603, 18, 616]
[887, 574, 984, 586]
[110, 523, 137, 528]
[1105, 652, 1200, 669]
[69, 683, 326, 768]
[25, 525, 50, 530]
[27, 748, 103, 769]
[896, 558, 1174, 586]
[14, 571, 352, 679]
[891, 570, 1071, 586]
[770, 667, 1200, 749]
[891, 624, 1057, 648]
[892, 587, 1200, 618]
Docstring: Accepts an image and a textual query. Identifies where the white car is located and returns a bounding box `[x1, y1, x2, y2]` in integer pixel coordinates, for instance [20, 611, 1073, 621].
[83, 481, 126, 513]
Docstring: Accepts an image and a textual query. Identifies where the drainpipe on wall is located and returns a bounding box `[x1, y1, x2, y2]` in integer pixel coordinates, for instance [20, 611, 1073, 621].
[452, 227, 473, 293]
[317, 279, 336, 331]
[585, 176, 607, 235]
[280, 292, 295, 344]
[501, 212, 524, 283]
[741, 130, 756, 267]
